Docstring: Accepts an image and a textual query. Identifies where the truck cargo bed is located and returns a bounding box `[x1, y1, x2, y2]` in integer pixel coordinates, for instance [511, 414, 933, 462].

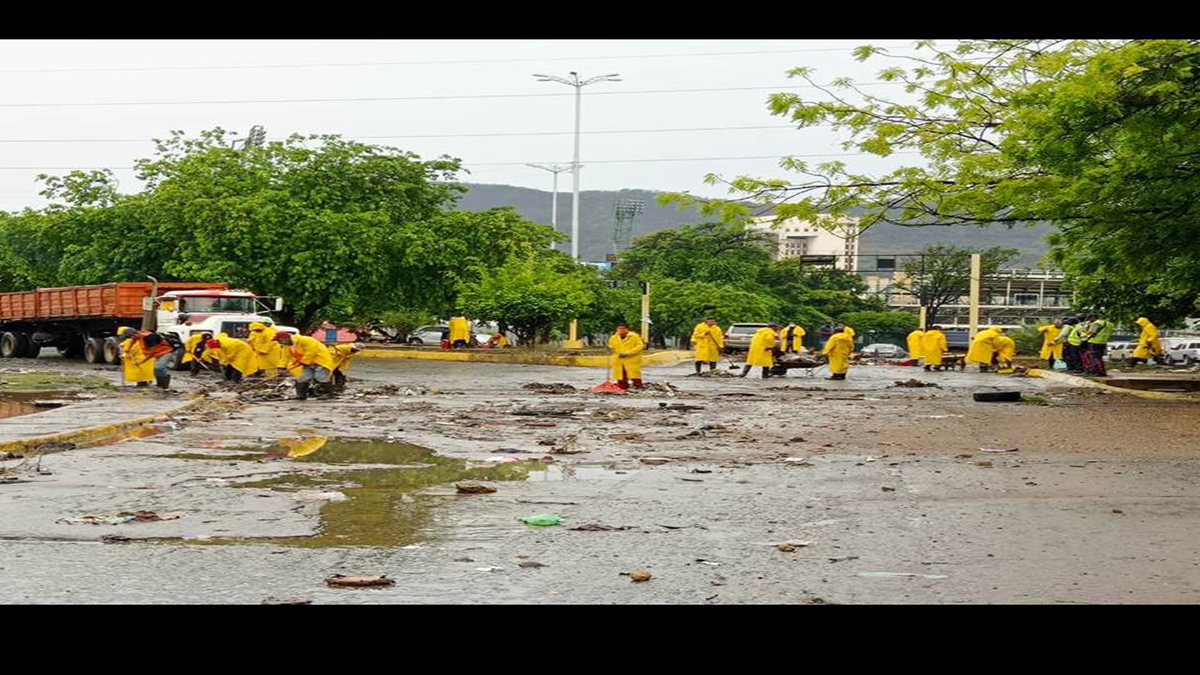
[0, 282, 227, 321]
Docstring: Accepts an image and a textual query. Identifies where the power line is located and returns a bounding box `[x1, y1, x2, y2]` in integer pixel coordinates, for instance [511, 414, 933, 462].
[0, 151, 921, 171]
[0, 83, 899, 109]
[0, 124, 807, 144]
[0, 46, 916, 75]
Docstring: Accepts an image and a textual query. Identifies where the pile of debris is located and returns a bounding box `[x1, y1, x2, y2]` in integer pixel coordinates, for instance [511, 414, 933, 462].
[891, 378, 941, 389]
[521, 382, 578, 394]
[687, 370, 739, 378]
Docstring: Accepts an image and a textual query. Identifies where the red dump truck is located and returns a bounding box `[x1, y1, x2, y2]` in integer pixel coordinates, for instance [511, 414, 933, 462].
[0, 281, 291, 366]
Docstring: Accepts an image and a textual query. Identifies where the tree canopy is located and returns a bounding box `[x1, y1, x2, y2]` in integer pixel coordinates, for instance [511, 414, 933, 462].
[662, 40, 1200, 325]
[894, 245, 1018, 325]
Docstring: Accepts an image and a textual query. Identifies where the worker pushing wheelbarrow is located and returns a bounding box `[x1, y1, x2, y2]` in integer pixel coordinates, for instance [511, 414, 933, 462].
[769, 350, 828, 377]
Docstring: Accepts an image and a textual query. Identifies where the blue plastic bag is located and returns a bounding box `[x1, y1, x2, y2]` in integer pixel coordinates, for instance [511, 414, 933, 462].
[1052, 359, 1068, 371]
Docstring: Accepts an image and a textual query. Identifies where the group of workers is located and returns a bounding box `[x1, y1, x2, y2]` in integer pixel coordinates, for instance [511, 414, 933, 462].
[1037, 315, 1163, 376]
[907, 325, 1016, 373]
[118, 321, 364, 400]
[682, 319, 855, 382]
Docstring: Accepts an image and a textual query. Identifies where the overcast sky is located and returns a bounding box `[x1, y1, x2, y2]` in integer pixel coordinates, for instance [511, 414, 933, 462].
[0, 39, 922, 211]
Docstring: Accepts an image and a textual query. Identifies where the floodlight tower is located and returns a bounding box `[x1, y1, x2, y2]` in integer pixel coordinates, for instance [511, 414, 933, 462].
[612, 198, 645, 255]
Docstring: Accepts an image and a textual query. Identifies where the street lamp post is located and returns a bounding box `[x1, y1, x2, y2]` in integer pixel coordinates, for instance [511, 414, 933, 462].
[533, 71, 621, 348]
[526, 163, 575, 251]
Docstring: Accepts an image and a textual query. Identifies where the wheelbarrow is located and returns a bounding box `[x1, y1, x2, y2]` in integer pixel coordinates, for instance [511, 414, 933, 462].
[769, 351, 828, 377]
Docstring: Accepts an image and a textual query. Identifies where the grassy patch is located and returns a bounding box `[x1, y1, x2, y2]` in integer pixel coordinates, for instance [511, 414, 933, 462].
[1019, 393, 1051, 406]
[0, 371, 116, 393]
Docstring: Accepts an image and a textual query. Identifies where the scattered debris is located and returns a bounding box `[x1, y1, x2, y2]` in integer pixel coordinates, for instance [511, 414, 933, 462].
[782, 457, 814, 466]
[455, 480, 497, 494]
[101, 534, 132, 544]
[891, 379, 941, 388]
[640, 457, 671, 465]
[520, 513, 562, 527]
[262, 597, 312, 605]
[475, 566, 504, 572]
[881, 486, 896, 492]
[0, 452, 24, 460]
[972, 461, 994, 467]
[778, 543, 797, 552]
[608, 433, 644, 441]
[325, 574, 395, 588]
[57, 511, 182, 525]
[657, 402, 705, 411]
[788, 436, 806, 442]
[512, 403, 583, 418]
[858, 572, 948, 579]
[980, 447, 1019, 453]
[1112, 509, 1124, 514]
[453, 557, 475, 562]
[627, 570, 653, 583]
[828, 556, 860, 563]
[522, 382, 577, 394]
[570, 523, 632, 532]
[518, 561, 548, 569]
[31, 442, 76, 453]
[483, 456, 522, 463]
[690, 468, 713, 474]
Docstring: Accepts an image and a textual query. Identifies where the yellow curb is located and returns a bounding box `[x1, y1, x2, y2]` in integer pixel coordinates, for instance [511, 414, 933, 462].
[0, 396, 206, 455]
[359, 347, 693, 368]
[1027, 368, 1200, 401]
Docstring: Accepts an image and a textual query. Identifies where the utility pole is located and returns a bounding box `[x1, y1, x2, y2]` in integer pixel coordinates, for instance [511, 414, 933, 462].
[968, 253, 982, 340]
[527, 163, 575, 251]
[533, 71, 622, 348]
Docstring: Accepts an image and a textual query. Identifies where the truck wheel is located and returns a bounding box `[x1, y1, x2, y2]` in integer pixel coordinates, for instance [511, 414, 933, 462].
[103, 337, 122, 365]
[0, 332, 20, 358]
[16, 333, 38, 358]
[84, 337, 106, 364]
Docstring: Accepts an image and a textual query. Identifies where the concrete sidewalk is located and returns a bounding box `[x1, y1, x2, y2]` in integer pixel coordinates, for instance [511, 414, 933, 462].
[0, 394, 203, 453]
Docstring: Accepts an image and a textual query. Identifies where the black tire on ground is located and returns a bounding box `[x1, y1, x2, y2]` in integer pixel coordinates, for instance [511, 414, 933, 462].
[84, 337, 106, 364]
[0, 332, 20, 358]
[17, 333, 39, 358]
[103, 336, 122, 365]
[973, 391, 1022, 403]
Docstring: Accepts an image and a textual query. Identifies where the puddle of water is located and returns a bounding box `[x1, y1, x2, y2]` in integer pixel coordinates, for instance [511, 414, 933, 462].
[0, 390, 80, 420]
[0, 400, 38, 419]
[176, 438, 546, 548]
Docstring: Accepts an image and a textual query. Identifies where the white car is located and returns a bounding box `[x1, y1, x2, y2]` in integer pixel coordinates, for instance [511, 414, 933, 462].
[1107, 342, 1134, 361]
[860, 343, 908, 359]
[1168, 340, 1200, 365]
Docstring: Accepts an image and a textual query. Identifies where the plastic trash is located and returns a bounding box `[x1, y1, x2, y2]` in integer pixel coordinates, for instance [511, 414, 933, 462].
[520, 513, 562, 527]
[1053, 359, 1069, 371]
[590, 381, 627, 395]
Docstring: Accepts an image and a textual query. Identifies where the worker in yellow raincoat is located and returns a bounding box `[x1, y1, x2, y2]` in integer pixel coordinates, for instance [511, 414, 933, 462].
[1131, 317, 1164, 365]
[906, 328, 925, 365]
[1038, 321, 1064, 369]
[822, 325, 855, 380]
[608, 324, 645, 390]
[206, 335, 260, 383]
[448, 316, 472, 348]
[781, 323, 806, 353]
[741, 323, 780, 379]
[691, 317, 724, 375]
[966, 326, 1002, 372]
[247, 321, 284, 377]
[117, 326, 155, 387]
[993, 334, 1016, 372]
[484, 333, 508, 349]
[919, 325, 948, 371]
[329, 343, 364, 391]
[180, 331, 218, 376]
[275, 332, 336, 399]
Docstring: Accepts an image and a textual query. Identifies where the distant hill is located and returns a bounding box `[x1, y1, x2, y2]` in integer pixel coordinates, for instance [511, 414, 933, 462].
[453, 183, 1054, 268]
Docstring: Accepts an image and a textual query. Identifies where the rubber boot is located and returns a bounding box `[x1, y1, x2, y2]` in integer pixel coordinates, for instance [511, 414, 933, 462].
[761, 368, 770, 379]
[694, 361, 703, 375]
[923, 365, 931, 372]
[295, 381, 311, 401]
[616, 379, 629, 390]
[136, 382, 150, 388]
[708, 362, 717, 371]
[156, 373, 171, 390]
[740, 365, 751, 378]
[631, 378, 643, 389]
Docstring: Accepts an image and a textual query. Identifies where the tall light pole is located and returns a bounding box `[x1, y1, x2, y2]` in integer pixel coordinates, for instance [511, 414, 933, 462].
[527, 163, 576, 251]
[532, 72, 621, 261]
[533, 72, 620, 349]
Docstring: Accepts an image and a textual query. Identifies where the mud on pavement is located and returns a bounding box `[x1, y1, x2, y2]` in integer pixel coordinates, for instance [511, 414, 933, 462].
[2, 356, 1200, 604]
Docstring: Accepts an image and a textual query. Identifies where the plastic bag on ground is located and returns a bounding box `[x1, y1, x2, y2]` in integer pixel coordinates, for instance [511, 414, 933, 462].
[520, 513, 562, 526]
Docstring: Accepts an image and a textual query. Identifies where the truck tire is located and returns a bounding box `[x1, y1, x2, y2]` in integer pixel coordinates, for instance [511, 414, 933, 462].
[0, 332, 20, 358]
[84, 337, 106, 364]
[103, 337, 123, 365]
[16, 333, 38, 358]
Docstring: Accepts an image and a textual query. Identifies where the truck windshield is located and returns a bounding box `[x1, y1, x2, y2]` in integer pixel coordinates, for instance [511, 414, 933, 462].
[178, 296, 255, 313]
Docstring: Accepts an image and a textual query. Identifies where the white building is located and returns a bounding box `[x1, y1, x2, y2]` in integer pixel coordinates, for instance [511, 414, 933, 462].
[747, 215, 861, 270]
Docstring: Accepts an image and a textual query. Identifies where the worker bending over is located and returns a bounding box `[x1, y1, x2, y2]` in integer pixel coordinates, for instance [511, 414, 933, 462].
[781, 323, 805, 354]
[608, 324, 645, 390]
[993, 334, 1016, 372]
[484, 333, 508, 349]
[966, 326, 1002, 372]
[118, 326, 176, 390]
[906, 328, 925, 366]
[823, 325, 855, 380]
[920, 325, 948, 371]
[117, 327, 155, 387]
[274, 332, 336, 399]
[741, 323, 780, 379]
[205, 335, 260, 383]
[1130, 317, 1164, 366]
[1038, 320, 1063, 370]
[448, 315, 472, 349]
[329, 343, 364, 392]
[691, 317, 724, 374]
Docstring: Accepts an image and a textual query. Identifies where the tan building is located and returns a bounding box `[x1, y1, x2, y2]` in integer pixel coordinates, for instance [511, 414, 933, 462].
[747, 216, 861, 270]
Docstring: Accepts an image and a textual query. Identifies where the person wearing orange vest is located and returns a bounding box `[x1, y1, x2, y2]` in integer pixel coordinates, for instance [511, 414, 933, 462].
[117, 326, 177, 390]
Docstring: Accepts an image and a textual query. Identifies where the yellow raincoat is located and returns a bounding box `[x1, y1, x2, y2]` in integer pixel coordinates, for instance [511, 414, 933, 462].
[1038, 324, 1063, 360]
[608, 331, 644, 380]
[291, 334, 336, 371]
[906, 330, 925, 362]
[448, 317, 471, 343]
[1133, 317, 1163, 359]
[329, 344, 360, 373]
[248, 321, 284, 370]
[180, 333, 205, 365]
[119, 336, 155, 384]
[994, 335, 1016, 363]
[212, 336, 260, 376]
[966, 327, 1001, 365]
[823, 327, 855, 374]
[691, 322, 724, 363]
[919, 329, 948, 366]
[782, 325, 806, 351]
[745, 327, 778, 368]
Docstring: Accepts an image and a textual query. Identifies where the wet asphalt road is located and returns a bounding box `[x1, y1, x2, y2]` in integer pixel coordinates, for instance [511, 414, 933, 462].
[2, 355, 1199, 604]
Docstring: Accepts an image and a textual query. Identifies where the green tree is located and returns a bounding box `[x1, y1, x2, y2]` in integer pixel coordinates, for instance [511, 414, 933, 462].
[457, 256, 595, 346]
[893, 245, 1019, 326]
[647, 278, 781, 346]
[612, 222, 773, 286]
[662, 40, 1200, 325]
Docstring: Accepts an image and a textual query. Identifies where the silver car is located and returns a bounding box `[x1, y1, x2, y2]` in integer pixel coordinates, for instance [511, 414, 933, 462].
[1168, 340, 1200, 365]
[861, 343, 908, 359]
[723, 323, 771, 353]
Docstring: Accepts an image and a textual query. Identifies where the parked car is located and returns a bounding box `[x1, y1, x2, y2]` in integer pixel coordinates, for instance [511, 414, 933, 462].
[1107, 342, 1134, 361]
[1168, 339, 1200, 365]
[860, 343, 907, 359]
[723, 323, 771, 353]
[406, 324, 448, 345]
